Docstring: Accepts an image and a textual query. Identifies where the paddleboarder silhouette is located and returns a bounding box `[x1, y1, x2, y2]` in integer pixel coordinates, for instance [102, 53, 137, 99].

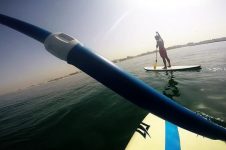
[155, 32, 171, 69]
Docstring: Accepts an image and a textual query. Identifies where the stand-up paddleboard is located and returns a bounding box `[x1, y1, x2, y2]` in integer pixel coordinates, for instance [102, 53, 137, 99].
[144, 65, 201, 71]
[126, 113, 226, 150]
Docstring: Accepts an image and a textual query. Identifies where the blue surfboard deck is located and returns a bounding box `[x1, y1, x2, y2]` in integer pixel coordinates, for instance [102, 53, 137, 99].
[126, 113, 226, 150]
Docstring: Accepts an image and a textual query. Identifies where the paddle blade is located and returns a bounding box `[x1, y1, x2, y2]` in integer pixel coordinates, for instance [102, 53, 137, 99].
[153, 63, 157, 70]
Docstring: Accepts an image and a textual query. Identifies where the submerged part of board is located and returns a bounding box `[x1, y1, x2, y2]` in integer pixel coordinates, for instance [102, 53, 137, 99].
[126, 113, 226, 150]
[144, 65, 201, 71]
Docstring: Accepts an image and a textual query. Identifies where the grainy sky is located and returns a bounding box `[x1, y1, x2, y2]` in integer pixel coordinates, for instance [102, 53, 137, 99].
[0, 0, 226, 94]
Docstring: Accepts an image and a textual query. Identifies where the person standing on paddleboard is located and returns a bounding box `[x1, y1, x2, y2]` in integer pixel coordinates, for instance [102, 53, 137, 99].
[155, 32, 171, 69]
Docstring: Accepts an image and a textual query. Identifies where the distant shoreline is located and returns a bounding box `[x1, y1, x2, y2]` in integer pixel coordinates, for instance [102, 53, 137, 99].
[2, 71, 82, 96]
[47, 71, 81, 83]
[112, 37, 226, 63]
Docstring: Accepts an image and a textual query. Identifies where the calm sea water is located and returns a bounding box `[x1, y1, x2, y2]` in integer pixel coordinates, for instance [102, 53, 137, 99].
[0, 41, 226, 150]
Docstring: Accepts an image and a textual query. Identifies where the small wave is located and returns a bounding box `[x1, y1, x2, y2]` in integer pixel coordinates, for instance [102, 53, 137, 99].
[207, 95, 224, 100]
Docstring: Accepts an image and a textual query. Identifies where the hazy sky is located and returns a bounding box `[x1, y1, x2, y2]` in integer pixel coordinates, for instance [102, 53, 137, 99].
[0, 0, 226, 94]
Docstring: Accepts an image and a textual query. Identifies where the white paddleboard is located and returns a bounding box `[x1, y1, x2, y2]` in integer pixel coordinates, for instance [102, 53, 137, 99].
[126, 113, 226, 150]
[144, 65, 201, 71]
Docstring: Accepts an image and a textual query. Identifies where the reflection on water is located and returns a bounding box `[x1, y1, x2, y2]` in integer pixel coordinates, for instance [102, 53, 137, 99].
[162, 71, 180, 99]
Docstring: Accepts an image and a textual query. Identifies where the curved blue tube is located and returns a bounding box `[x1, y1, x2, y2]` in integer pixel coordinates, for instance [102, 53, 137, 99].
[1, 14, 226, 141]
[0, 14, 50, 43]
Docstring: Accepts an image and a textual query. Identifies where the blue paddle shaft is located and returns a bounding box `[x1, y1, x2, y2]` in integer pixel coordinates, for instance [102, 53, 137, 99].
[0, 14, 50, 43]
[1, 14, 226, 141]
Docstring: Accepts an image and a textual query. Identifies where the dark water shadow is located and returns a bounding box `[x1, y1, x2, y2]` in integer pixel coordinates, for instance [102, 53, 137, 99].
[162, 71, 180, 100]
